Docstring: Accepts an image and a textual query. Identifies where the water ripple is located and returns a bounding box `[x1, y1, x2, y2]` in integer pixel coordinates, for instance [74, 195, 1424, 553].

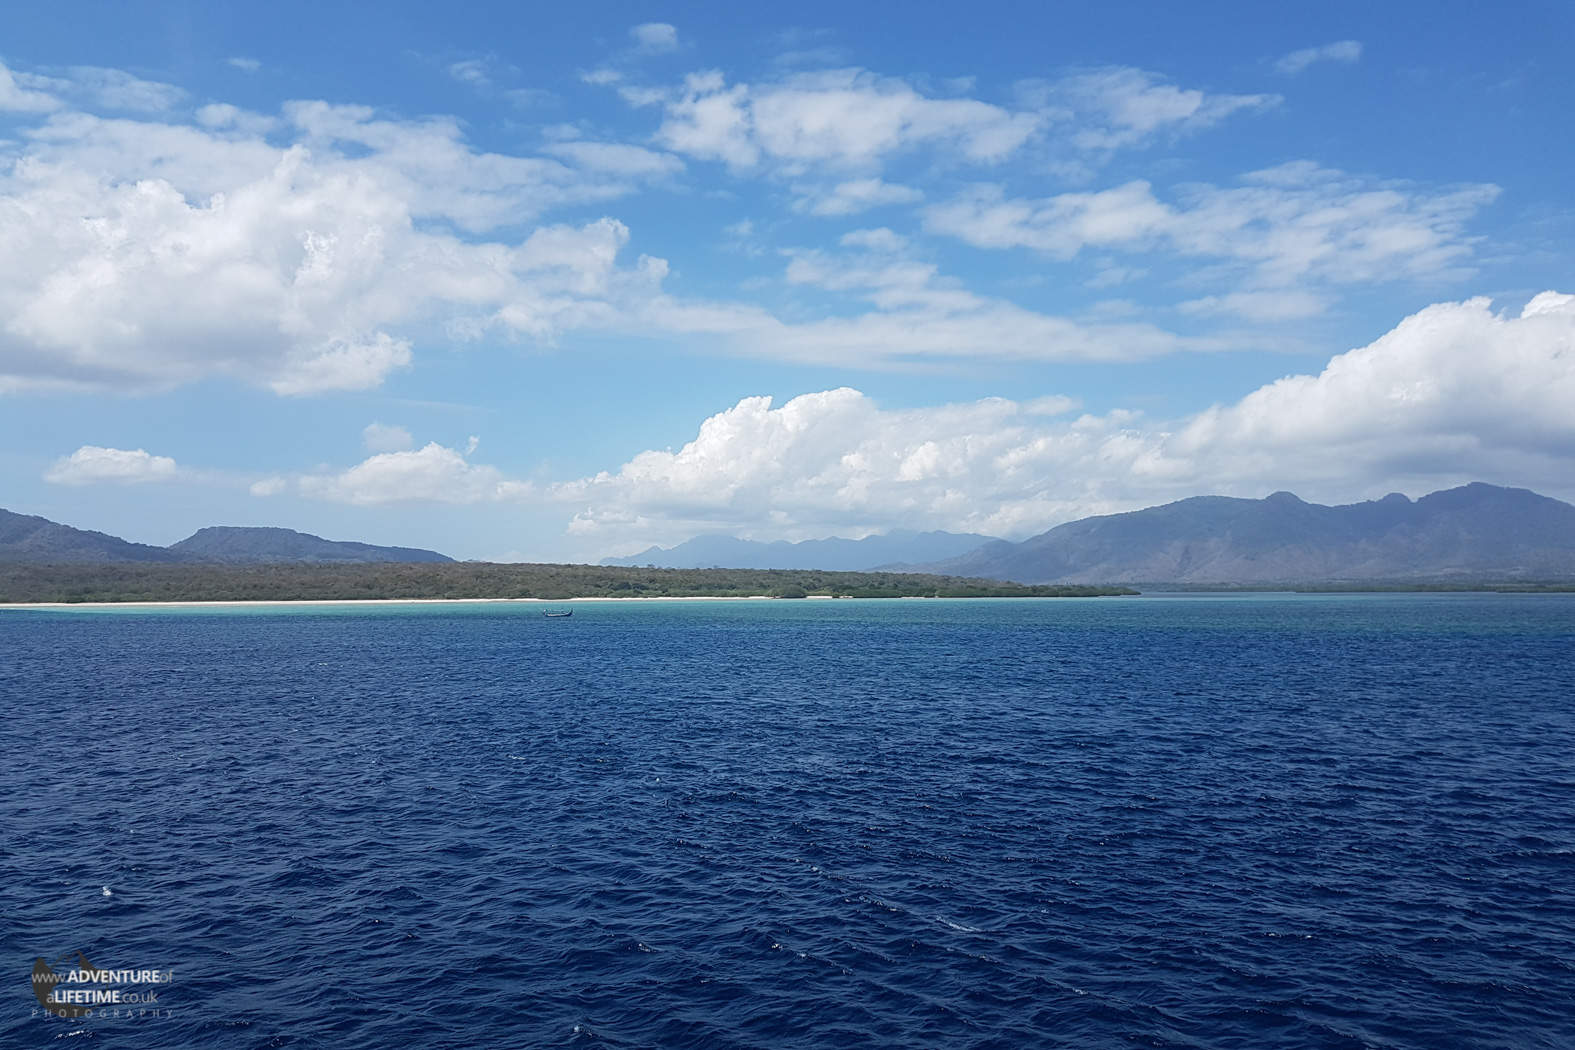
[2, 595, 1573, 1048]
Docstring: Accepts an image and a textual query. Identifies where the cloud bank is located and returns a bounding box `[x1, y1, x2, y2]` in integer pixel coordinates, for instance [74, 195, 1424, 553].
[559, 292, 1575, 550]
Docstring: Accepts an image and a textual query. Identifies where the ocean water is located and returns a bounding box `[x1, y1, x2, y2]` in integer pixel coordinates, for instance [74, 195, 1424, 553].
[2, 594, 1573, 1049]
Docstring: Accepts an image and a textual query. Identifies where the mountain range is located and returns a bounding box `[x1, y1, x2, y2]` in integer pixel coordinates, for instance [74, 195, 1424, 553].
[7, 482, 1574, 582]
[0, 511, 452, 565]
[917, 483, 1575, 584]
[601, 530, 997, 571]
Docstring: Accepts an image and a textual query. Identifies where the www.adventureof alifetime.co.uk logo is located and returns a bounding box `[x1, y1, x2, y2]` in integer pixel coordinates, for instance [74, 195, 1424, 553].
[31, 953, 174, 1020]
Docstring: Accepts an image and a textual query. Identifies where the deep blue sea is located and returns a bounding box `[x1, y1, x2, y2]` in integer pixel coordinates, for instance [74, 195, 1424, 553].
[2, 594, 1573, 1049]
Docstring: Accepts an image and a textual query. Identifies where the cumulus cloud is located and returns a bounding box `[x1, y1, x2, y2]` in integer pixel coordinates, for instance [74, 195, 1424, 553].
[299, 442, 532, 505]
[559, 292, 1575, 548]
[1167, 291, 1575, 479]
[227, 57, 262, 74]
[1276, 41, 1363, 76]
[45, 445, 178, 485]
[0, 82, 683, 395]
[553, 387, 1159, 545]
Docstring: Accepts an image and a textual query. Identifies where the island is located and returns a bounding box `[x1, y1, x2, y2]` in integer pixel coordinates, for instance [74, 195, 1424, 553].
[0, 562, 1137, 604]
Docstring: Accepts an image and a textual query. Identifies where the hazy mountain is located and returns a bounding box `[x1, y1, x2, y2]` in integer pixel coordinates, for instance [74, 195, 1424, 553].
[0, 510, 452, 565]
[602, 530, 997, 571]
[922, 484, 1575, 584]
[169, 526, 452, 564]
[0, 508, 186, 564]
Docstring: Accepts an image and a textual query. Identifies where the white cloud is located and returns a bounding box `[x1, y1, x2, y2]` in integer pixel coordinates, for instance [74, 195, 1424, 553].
[250, 475, 286, 496]
[553, 387, 1145, 544]
[194, 102, 278, 135]
[0, 60, 61, 112]
[635, 228, 1215, 366]
[0, 86, 682, 395]
[227, 57, 262, 74]
[542, 140, 684, 178]
[63, 67, 185, 112]
[14, 65, 185, 114]
[924, 164, 1499, 293]
[626, 64, 1271, 179]
[299, 442, 532, 504]
[1023, 395, 1081, 416]
[631, 23, 680, 54]
[267, 334, 414, 396]
[362, 422, 414, 452]
[0, 55, 1511, 403]
[1276, 41, 1363, 76]
[925, 180, 1171, 257]
[652, 68, 1041, 173]
[1167, 292, 1575, 480]
[558, 292, 1575, 547]
[792, 177, 923, 216]
[448, 59, 491, 86]
[1085, 264, 1145, 289]
[1025, 67, 1279, 153]
[0, 63, 1273, 391]
[45, 445, 178, 485]
[1178, 290, 1329, 322]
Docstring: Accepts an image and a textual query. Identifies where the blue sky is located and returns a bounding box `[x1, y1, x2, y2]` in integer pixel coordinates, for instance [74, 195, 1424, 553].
[2, 1, 1572, 560]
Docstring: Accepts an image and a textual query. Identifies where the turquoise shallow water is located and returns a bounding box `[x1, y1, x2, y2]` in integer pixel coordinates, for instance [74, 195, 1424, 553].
[2, 594, 1573, 1048]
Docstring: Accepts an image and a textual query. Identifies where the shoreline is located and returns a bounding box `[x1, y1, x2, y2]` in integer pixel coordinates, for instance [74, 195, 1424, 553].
[0, 594, 838, 610]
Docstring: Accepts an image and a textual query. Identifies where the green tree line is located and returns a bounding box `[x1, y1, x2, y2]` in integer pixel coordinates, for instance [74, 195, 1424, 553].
[0, 562, 1137, 603]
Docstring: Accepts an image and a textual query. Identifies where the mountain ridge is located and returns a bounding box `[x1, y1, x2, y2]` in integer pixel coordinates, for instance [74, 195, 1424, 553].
[0, 511, 453, 565]
[0, 508, 187, 564]
[170, 526, 453, 564]
[919, 483, 1575, 584]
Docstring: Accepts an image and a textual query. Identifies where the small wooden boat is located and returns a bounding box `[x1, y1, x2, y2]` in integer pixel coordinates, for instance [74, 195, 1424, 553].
[543, 609, 573, 618]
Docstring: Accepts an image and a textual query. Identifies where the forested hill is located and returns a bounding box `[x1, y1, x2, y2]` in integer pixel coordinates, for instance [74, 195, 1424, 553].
[0, 562, 1134, 603]
[169, 526, 452, 564]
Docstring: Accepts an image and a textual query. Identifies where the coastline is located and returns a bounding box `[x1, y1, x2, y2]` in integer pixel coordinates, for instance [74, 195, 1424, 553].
[0, 594, 836, 610]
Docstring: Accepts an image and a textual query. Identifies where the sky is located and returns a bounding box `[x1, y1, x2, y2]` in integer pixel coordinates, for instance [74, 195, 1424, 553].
[2, 0, 1572, 561]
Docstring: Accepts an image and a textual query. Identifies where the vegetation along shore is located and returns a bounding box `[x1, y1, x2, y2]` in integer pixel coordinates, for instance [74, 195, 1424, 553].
[0, 562, 1136, 604]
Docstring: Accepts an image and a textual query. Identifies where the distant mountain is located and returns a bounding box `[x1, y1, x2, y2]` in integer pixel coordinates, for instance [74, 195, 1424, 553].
[921, 484, 1575, 585]
[0, 510, 452, 565]
[601, 530, 997, 571]
[0, 508, 186, 564]
[169, 526, 452, 564]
